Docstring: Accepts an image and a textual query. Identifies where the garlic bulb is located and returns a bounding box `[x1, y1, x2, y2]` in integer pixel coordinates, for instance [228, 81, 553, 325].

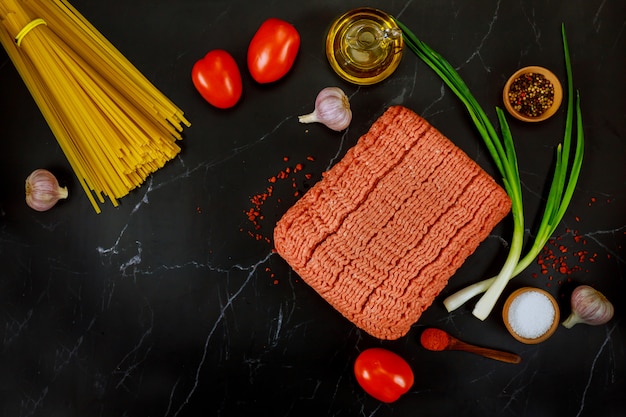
[562, 285, 614, 329]
[25, 169, 69, 211]
[298, 87, 352, 131]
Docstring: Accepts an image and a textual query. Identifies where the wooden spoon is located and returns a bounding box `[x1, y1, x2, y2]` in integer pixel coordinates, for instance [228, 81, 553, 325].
[420, 328, 521, 364]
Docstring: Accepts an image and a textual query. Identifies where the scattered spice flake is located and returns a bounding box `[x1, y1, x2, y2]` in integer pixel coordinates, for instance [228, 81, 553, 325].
[535, 227, 601, 288]
[244, 185, 274, 243]
[242, 155, 316, 246]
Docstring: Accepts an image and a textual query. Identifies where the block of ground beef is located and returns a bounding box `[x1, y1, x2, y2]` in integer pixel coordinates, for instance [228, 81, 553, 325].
[274, 106, 511, 340]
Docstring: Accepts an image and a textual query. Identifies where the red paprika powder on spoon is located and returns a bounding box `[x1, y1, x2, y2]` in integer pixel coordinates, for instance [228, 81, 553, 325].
[420, 328, 450, 351]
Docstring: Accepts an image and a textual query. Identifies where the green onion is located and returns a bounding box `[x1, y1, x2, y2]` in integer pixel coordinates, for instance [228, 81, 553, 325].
[394, 19, 584, 318]
[444, 26, 583, 314]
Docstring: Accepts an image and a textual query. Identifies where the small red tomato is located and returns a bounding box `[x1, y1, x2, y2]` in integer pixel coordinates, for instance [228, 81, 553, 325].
[192, 49, 242, 109]
[354, 348, 414, 403]
[247, 18, 300, 83]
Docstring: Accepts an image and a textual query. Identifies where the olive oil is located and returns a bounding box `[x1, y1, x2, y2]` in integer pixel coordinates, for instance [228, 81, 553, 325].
[326, 8, 404, 85]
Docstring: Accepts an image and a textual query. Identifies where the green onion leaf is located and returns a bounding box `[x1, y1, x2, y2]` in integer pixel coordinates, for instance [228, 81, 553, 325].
[394, 18, 584, 318]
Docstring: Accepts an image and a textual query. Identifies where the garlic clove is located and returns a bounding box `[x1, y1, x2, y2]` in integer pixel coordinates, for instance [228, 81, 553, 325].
[25, 169, 69, 212]
[562, 285, 614, 329]
[298, 87, 352, 131]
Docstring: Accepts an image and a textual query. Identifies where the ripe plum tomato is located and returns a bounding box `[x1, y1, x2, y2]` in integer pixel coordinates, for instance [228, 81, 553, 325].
[247, 18, 300, 83]
[192, 49, 242, 109]
[354, 348, 414, 403]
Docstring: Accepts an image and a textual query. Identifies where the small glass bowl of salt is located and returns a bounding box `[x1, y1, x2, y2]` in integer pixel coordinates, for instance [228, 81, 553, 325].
[502, 287, 560, 344]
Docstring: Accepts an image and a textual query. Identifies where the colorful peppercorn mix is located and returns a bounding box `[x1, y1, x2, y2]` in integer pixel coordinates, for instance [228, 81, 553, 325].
[507, 72, 555, 118]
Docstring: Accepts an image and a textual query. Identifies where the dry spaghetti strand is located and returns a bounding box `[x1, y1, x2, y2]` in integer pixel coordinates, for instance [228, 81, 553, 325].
[0, 0, 190, 213]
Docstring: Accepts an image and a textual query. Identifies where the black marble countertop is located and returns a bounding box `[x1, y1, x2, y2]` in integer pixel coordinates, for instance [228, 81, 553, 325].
[1, 0, 624, 416]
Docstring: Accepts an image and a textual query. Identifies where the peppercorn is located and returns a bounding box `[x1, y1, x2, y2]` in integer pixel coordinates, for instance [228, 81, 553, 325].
[507, 72, 555, 118]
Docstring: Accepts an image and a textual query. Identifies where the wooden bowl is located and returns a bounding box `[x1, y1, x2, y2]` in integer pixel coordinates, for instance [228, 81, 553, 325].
[503, 66, 563, 122]
[502, 287, 560, 344]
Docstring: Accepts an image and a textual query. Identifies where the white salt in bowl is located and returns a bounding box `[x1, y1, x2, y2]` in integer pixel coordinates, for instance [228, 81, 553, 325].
[502, 287, 560, 344]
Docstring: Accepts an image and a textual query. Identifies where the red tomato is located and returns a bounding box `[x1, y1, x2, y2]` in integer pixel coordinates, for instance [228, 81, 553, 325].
[247, 18, 300, 83]
[354, 348, 414, 403]
[192, 49, 242, 109]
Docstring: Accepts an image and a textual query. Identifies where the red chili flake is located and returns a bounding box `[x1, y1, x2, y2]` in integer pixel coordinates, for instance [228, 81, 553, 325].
[243, 155, 316, 246]
[534, 226, 596, 288]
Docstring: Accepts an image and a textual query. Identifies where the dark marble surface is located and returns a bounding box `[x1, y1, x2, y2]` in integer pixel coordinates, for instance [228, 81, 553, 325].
[1, 0, 625, 416]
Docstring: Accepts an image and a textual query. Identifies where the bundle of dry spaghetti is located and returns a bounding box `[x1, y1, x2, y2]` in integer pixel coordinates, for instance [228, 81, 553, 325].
[0, 0, 190, 213]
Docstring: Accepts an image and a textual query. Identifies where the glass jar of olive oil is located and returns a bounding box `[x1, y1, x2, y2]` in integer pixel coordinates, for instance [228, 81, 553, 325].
[326, 8, 404, 85]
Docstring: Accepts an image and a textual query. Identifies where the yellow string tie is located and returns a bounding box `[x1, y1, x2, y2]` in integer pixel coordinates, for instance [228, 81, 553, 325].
[15, 18, 47, 47]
